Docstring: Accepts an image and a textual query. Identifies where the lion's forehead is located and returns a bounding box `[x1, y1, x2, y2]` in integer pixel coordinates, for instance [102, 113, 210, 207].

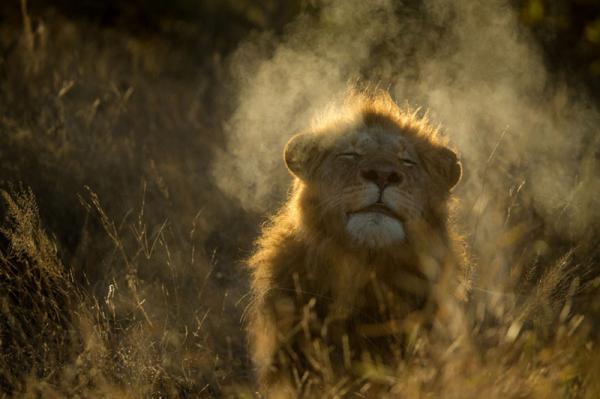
[333, 129, 415, 158]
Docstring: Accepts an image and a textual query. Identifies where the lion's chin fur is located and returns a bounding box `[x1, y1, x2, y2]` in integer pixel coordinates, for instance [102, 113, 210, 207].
[346, 212, 406, 248]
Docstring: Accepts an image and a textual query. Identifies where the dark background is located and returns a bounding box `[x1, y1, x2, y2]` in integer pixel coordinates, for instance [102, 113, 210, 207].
[3, 0, 599, 88]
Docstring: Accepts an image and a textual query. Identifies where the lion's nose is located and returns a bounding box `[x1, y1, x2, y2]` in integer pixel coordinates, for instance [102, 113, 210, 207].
[360, 168, 403, 190]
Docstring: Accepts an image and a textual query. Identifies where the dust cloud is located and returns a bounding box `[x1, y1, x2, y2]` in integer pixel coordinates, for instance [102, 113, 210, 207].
[213, 0, 401, 212]
[213, 0, 600, 287]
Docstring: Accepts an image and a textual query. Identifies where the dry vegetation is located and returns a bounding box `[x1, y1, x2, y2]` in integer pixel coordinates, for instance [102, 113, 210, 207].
[1, 1, 600, 398]
[1, 4, 254, 397]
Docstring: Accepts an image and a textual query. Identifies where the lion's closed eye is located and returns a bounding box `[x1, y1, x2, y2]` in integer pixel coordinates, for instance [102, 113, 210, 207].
[400, 158, 417, 167]
[337, 152, 361, 160]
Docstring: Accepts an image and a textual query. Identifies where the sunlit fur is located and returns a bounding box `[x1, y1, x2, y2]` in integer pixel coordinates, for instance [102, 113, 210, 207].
[246, 90, 467, 397]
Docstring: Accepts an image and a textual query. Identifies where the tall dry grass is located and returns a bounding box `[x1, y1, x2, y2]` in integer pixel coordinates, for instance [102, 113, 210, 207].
[1, 5, 253, 398]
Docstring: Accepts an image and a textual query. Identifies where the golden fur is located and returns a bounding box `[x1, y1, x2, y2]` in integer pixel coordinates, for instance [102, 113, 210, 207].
[246, 91, 467, 397]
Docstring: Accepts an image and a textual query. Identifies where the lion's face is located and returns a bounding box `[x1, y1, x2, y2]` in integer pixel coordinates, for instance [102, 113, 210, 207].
[284, 120, 461, 250]
[317, 128, 424, 248]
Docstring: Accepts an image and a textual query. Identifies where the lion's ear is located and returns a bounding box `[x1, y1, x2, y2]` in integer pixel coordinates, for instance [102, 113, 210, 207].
[284, 133, 320, 180]
[422, 145, 462, 191]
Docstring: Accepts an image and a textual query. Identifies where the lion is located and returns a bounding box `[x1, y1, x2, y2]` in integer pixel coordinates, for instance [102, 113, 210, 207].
[246, 90, 468, 398]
